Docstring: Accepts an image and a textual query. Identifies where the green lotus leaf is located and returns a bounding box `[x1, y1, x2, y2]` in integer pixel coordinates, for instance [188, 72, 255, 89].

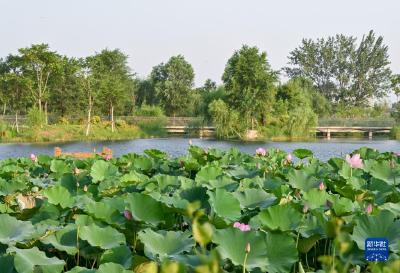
[97, 262, 133, 273]
[120, 171, 149, 186]
[79, 224, 126, 249]
[257, 204, 302, 231]
[40, 224, 78, 255]
[0, 214, 35, 245]
[369, 160, 400, 186]
[303, 188, 332, 210]
[293, 149, 313, 159]
[0, 177, 27, 196]
[43, 185, 74, 208]
[208, 188, 241, 222]
[9, 246, 65, 273]
[287, 169, 319, 191]
[212, 228, 267, 271]
[379, 203, 400, 215]
[352, 210, 400, 252]
[64, 266, 95, 273]
[263, 232, 298, 273]
[330, 195, 354, 216]
[195, 165, 223, 183]
[144, 149, 167, 160]
[138, 229, 194, 261]
[0, 254, 16, 273]
[85, 201, 125, 225]
[124, 192, 169, 225]
[233, 188, 276, 209]
[50, 159, 70, 177]
[133, 156, 153, 172]
[90, 161, 118, 183]
[100, 245, 132, 269]
[154, 174, 180, 191]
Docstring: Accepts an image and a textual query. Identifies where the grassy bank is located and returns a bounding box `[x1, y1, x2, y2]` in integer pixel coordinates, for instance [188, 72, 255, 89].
[0, 124, 167, 143]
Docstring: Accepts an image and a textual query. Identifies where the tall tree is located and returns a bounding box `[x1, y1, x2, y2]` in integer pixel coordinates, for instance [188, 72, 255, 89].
[222, 45, 277, 129]
[151, 55, 194, 116]
[285, 31, 392, 106]
[18, 44, 62, 122]
[91, 49, 133, 132]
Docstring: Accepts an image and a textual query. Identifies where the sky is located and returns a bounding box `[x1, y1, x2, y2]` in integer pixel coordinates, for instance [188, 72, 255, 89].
[0, 0, 399, 91]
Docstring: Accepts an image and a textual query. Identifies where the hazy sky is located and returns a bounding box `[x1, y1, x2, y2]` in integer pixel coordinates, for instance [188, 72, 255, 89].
[1, 0, 399, 88]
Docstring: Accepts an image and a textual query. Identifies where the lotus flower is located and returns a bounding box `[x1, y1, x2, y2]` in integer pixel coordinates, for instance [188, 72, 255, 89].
[124, 209, 133, 220]
[256, 148, 267, 156]
[188, 139, 193, 145]
[286, 153, 293, 162]
[319, 182, 325, 191]
[345, 154, 363, 168]
[366, 203, 373, 214]
[104, 154, 112, 161]
[30, 153, 38, 162]
[83, 185, 88, 192]
[233, 222, 251, 232]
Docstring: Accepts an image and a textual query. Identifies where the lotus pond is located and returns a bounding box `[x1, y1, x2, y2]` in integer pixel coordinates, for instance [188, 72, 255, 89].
[0, 146, 399, 273]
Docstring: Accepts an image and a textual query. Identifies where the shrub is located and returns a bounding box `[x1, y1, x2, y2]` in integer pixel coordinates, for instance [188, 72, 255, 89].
[57, 117, 70, 125]
[138, 117, 167, 136]
[27, 107, 45, 128]
[116, 119, 128, 128]
[135, 104, 165, 117]
[91, 116, 101, 124]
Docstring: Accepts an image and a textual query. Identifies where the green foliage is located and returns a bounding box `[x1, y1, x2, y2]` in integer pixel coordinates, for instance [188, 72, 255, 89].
[208, 99, 245, 138]
[0, 147, 398, 272]
[285, 31, 392, 106]
[223, 45, 277, 129]
[151, 55, 194, 116]
[134, 104, 165, 117]
[27, 107, 45, 128]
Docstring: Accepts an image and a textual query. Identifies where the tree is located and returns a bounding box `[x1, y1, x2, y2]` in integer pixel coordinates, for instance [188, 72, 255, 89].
[49, 56, 85, 118]
[391, 74, 400, 98]
[151, 55, 194, 116]
[18, 44, 62, 123]
[222, 45, 277, 129]
[285, 31, 392, 106]
[135, 78, 158, 107]
[0, 55, 30, 132]
[91, 49, 134, 132]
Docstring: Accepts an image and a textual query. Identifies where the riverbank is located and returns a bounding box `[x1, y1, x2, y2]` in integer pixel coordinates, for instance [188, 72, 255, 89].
[0, 124, 167, 143]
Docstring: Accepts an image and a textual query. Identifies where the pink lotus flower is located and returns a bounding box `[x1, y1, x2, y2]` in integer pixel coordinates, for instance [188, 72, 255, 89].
[286, 153, 293, 162]
[366, 203, 373, 214]
[319, 182, 325, 191]
[233, 222, 251, 232]
[256, 148, 267, 156]
[345, 154, 363, 168]
[30, 153, 38, 162]
[104, 154, 112, 161]
[124, 209, 133, 220]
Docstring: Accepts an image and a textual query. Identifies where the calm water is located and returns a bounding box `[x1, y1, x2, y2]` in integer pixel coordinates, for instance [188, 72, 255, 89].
[0, 137, 399, 161]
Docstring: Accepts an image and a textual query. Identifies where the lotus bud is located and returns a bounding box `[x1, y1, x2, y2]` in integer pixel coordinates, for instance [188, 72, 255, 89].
[303, 204, 309, 214]
[124, 209, 133, 220]
[366, 203, 373, 214]
[286, 153, 293, 162]
[319, 182, 325, 191]
[188, 139, 192, 145]
[245, 242, 251, 253]
[74, 167, 81, 175]
[83, 185, 88, 192]
[30, 153, 38, 162]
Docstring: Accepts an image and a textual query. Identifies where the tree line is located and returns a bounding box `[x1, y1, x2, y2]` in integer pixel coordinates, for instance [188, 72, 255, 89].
[0, 30, 398, 137]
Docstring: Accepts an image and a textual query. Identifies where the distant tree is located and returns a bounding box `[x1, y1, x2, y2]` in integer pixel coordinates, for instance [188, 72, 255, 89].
[49, 57, 85, 118]
[0, 55, 30, 132]
[392, 74, 400, 98]
[222, 45, 277, 129]
[135, 78, 158, 107]
[90, 49, 134, 132]
[18, 44, 62, 123]
[202, 79, 217, 93]
[285, 31, 392, 106]
[151, 55, 194, 116]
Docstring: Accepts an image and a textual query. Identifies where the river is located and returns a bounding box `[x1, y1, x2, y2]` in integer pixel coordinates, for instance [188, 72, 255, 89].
[0, 137, 399, 161]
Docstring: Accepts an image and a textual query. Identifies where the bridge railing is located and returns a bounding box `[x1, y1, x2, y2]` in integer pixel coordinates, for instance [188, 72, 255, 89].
[317, 118, 395, 127]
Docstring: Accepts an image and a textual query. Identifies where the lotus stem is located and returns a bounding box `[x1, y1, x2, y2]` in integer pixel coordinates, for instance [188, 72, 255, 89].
[243, 252, 248, 273]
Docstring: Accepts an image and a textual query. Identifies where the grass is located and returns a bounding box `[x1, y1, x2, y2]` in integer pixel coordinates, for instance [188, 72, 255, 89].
[0, 124, 163, 143]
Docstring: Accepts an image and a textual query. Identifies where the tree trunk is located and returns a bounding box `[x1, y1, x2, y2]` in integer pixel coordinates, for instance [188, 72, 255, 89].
[15, 111, 19, 133]
[85, 96, 92, 137]
[2, 103, 6, 116]
[38, 98, 42, 113]
[111, 103, 115, 133]
[44, 101, 48, 125]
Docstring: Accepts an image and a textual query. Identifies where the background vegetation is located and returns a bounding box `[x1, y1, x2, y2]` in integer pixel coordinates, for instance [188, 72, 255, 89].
[0, 30, 399, 141]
